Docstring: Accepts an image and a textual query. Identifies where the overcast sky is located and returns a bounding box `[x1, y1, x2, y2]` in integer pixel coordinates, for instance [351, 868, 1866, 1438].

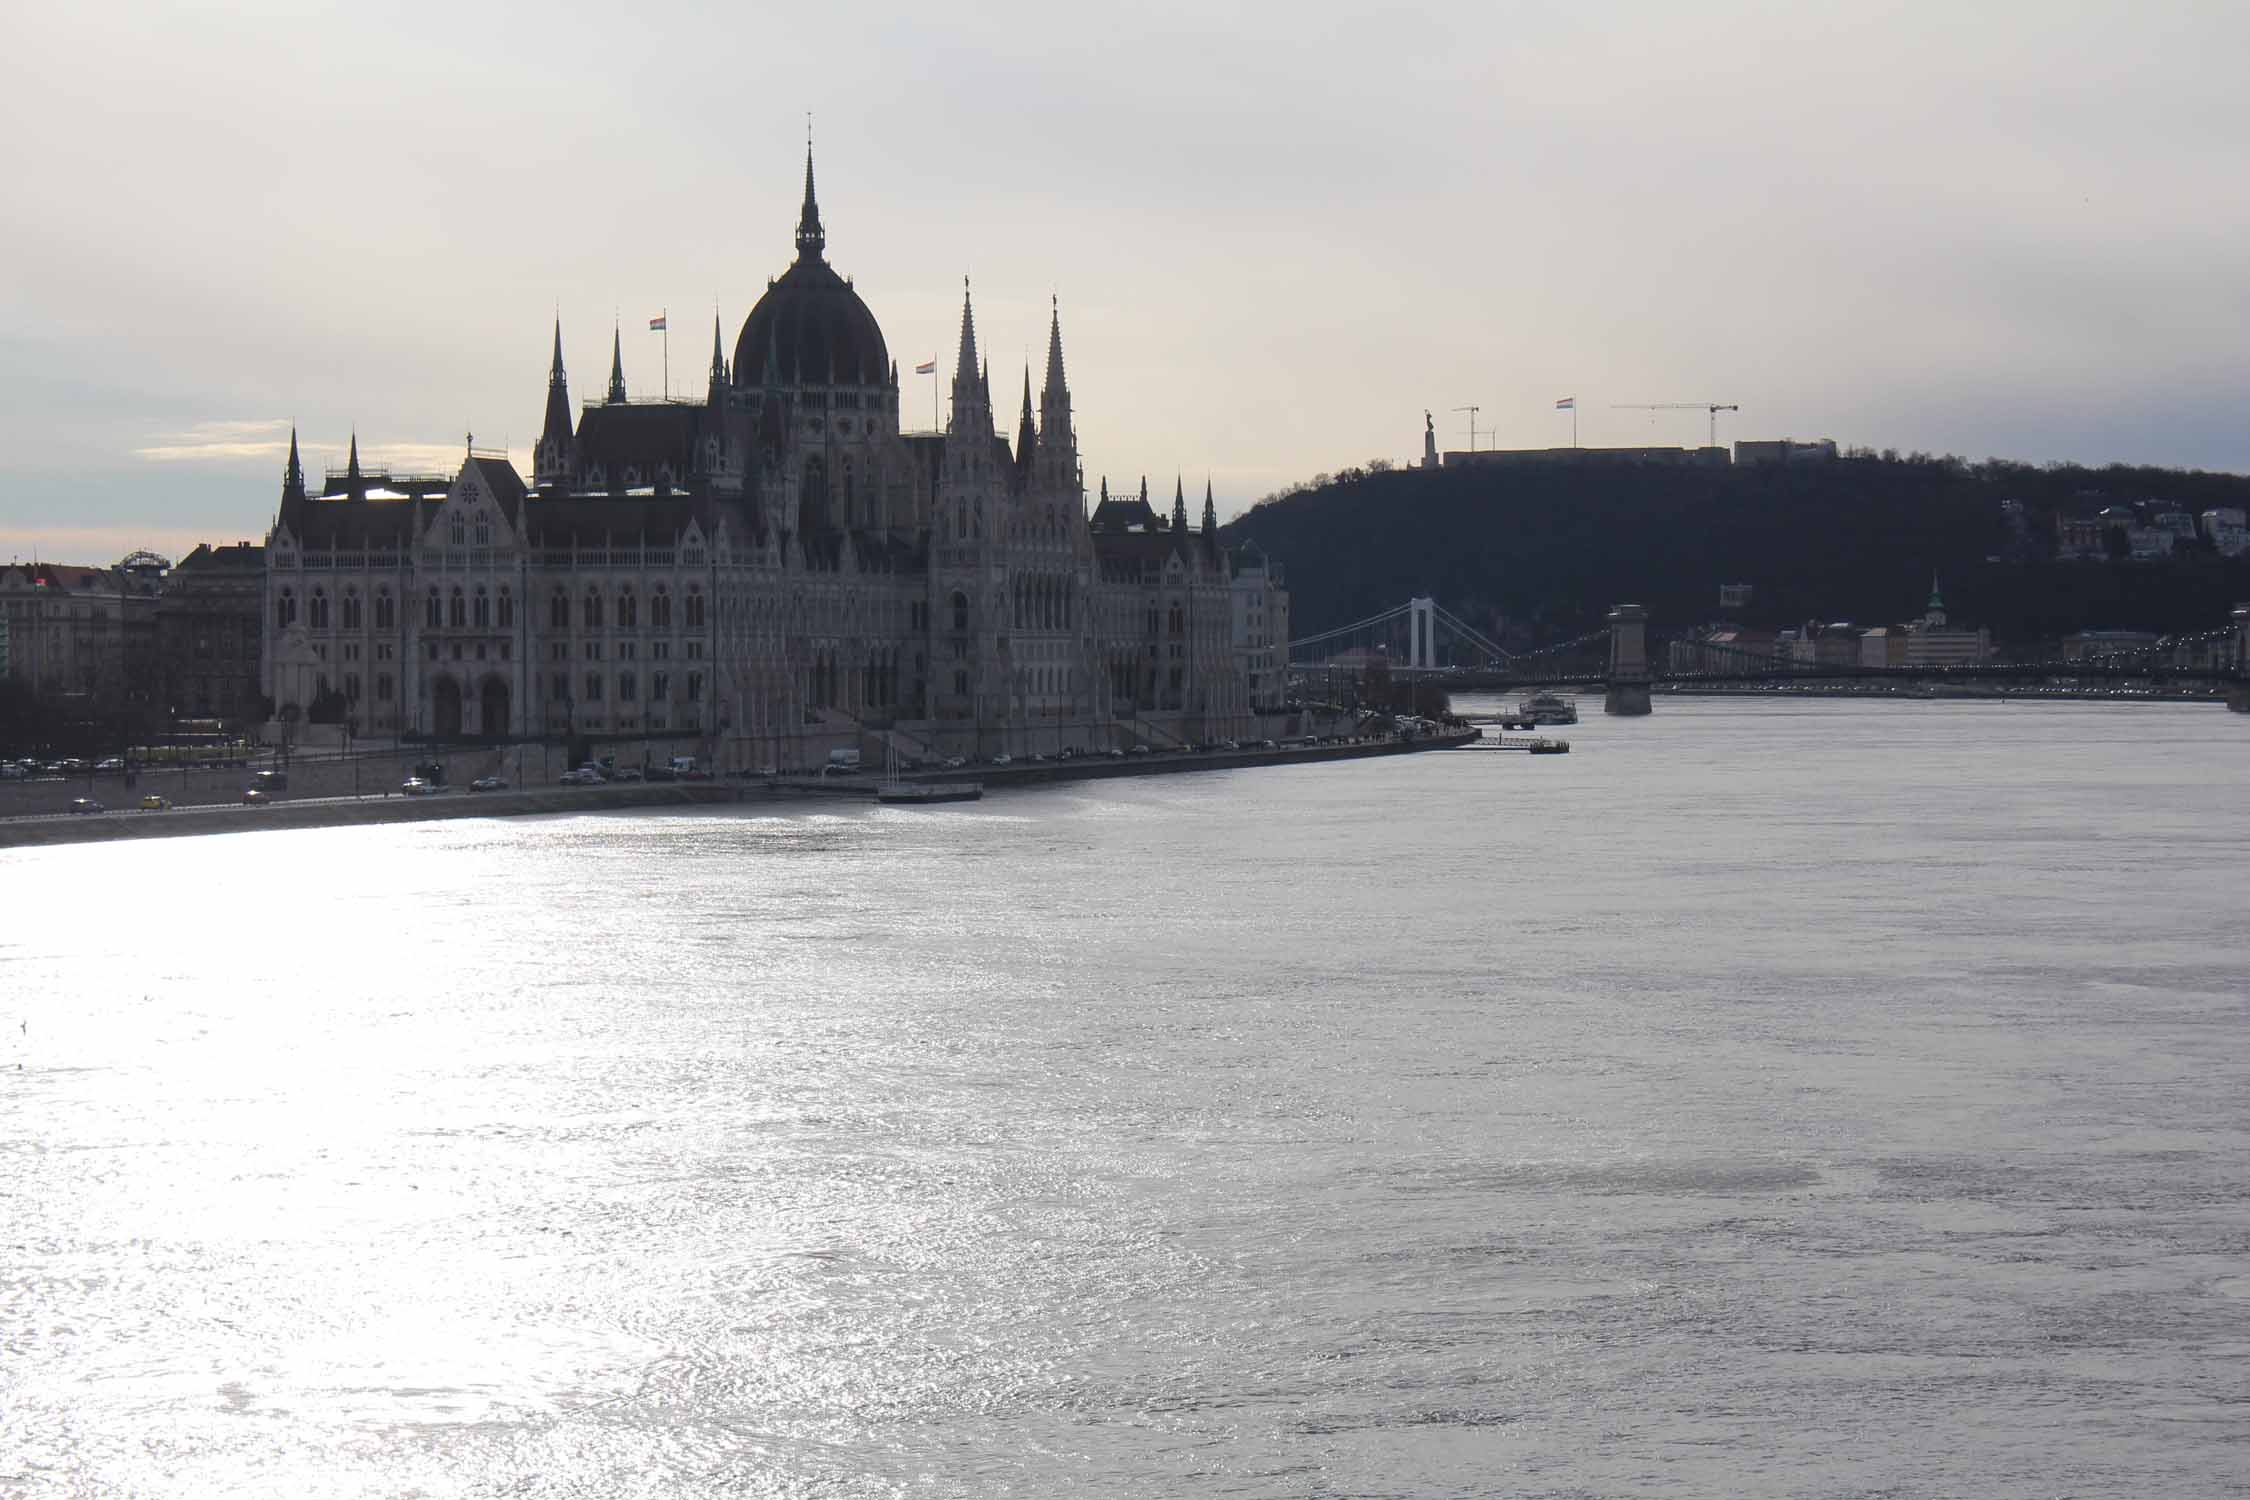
[4, 1, 2246, 564]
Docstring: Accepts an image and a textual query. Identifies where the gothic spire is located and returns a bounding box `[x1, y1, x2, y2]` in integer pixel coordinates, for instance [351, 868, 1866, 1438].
[549, 317, 566, 384]
[709, 310, 728, 387]
[1042, 295, 1068, 401]
[1173, 475, 1189, 535]
[282, 425, 305, 503]
[795, 141, 825, 261]
[346, 429, 361, 482]
[1014, 367, 1036, 481]
[1202, 478, 1218, 533]
[953, 279, 979, 388]
[607, 323, 627, 404]
[542, 318, 574, 457]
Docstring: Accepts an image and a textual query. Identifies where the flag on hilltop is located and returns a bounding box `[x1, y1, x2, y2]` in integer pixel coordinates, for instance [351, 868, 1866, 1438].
[914, 358, 936, 374]
[1555, 396, 1575, 410]
[648, 314, 667, 332]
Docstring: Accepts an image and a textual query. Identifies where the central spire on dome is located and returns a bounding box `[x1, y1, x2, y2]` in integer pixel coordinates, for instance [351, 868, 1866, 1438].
[794, 141, 825, 262]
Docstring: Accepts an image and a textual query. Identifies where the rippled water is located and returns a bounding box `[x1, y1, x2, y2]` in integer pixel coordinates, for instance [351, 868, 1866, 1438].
[4, 697, 2246, 1498]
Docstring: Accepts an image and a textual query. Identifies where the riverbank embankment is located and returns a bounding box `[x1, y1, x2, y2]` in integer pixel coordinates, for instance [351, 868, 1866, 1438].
[0, 728, 1480, 850]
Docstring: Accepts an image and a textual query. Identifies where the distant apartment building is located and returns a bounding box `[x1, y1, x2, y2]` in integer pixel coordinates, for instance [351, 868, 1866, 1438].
[2128, 526, 2177, 560]
[1901, 578, 1991, 667]
[0, 556, 167, 707]
[1229, 542, 1290, 712]
[2055, 513, 2106, 560]
[2202, 507, 2248, 557]
[158, 541, 265, 724]
[1667, 626, 1775, 675]
[1732, 438, 1838, 465]
[1858, 626, 1906, 668]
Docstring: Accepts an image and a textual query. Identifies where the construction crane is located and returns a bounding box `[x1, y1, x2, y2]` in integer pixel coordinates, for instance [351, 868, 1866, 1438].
[1453, 404, 1482, 452]
[1610, 402, 1740, 448]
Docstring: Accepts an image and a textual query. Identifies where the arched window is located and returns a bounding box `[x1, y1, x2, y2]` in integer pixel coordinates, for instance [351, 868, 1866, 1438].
[449, 515, 465, 546]
[473, 587, 490, 628]
[341, 589, 361, 629]
[618, 589, 637, 629]
[374, 588, 394, 629]
[449, 587, 466, 629]
[950, 591, 969, 633]
[474, 517, 490, 546]
[652, 587, 671, 629]
[309, 589, 329, 629]
[685, 587, 704, 629]
[618, 671, 637, 702]
[550, 588, 569, 630]
[426, 589, 442, 629]
[276, 589, 296, 628]
[583, 589, 603, 629]
[497, 588, 514, 628]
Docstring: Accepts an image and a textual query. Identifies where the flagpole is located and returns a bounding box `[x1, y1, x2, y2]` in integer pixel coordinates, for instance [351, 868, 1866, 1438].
[662, 308, 669, 401]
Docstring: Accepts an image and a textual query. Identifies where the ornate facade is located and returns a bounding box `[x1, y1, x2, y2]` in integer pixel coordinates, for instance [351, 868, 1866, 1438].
[262, 152, 1268, 767]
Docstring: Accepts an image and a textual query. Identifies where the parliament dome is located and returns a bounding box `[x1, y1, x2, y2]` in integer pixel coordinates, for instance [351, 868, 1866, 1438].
[733, 152, 890, 389]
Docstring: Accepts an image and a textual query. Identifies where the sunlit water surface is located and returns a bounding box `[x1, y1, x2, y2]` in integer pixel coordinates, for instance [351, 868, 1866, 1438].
[4, 698, 2246, 1498]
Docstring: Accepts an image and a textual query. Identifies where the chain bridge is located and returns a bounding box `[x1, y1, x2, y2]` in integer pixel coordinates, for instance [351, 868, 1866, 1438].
[1287, 598, 2250, 715]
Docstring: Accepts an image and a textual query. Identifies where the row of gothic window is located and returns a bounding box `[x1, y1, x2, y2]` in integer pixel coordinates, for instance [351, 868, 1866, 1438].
[276, 583, 706, 633]
[550, 670, 701, 704]
[546, 585, 704, 631]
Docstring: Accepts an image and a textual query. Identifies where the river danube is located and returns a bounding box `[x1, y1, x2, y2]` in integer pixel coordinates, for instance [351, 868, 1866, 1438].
[4, 698, 2245, 1498]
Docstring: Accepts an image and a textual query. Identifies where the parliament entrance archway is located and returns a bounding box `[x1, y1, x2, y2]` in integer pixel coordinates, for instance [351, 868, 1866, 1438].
[432, 676, 463, 739]
[479, 675, 510, 739]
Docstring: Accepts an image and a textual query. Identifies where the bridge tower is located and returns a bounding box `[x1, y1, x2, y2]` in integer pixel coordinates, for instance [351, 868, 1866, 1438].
[1605, 603, 1652, 716]
[2231, 605, 2250, 714]
[1408, 595, 1437, 670]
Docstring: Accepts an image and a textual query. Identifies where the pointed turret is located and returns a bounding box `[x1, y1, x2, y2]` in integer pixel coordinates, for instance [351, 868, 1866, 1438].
[1014, 368, 1037, 487]
[1035, 296, 1078, 499]
[607, 324, 627, 404]
[947, 279, 992, 443]
[1042, 296, 1068, 404]
[346, 430, 361, 481]
[1202, 478, 1218, 533]
[1172, 476, 1189, 535]
[708, 311, 728, 397]
[282, 425, 305, 504]
[954, 280, 979, 387]
[794, 144, 825, 262]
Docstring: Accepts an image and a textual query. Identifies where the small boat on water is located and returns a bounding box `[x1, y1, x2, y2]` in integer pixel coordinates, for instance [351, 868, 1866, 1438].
[876, 780, 983, 805]
[1519, 691, 1578, 726]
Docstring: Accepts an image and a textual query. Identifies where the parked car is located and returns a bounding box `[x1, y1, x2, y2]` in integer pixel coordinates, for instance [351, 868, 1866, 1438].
[558, 768, 601, 786]
[1127, 744, 1150, 756]
[242, 788, 269, 804]
[67, 797, 104, 814]
[609, 766, 644, 783]
[469, 776, 508, 792]
[253, 768, 288, 790]
[401, 777, 438, 796]
[989, 753, 1012, 766]
[95, 756, 125, 773]
[139, 794, 170, 811]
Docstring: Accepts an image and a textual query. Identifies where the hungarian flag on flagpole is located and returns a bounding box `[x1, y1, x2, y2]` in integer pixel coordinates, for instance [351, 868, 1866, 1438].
[1555, 396, 1575, 410]
[914, 358, 936, 375]
[648, 314, 667, 331]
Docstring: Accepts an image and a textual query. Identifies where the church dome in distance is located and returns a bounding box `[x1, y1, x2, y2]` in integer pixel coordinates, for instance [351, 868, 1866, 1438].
[734, 150, 889, 389]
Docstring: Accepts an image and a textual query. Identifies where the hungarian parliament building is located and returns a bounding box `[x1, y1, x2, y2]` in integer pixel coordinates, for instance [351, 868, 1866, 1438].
[262, 152, 1289, 766]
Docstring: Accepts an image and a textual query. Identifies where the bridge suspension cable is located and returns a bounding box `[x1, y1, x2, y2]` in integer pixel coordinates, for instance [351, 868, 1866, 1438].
[1287, 602, 1414, 653]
